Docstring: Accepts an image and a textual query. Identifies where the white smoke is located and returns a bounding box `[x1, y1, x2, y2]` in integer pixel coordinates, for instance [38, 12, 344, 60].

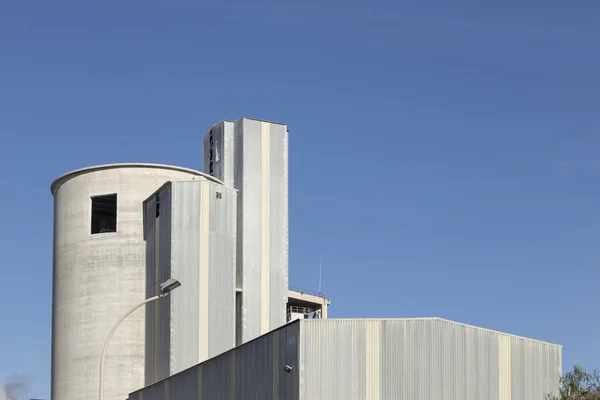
[0, 376, 29, 400]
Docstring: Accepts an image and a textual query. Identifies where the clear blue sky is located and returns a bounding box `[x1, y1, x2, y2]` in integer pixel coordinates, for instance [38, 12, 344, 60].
[1, 1, 599, 397]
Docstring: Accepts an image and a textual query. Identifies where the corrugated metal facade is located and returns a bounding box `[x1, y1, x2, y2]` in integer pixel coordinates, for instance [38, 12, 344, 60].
[300, 319, 561, 400]
[129, 318, 562, 400]
[143, 179, 237, 385]
[128, 321, 300, 400]
[203, 118, 289, 345]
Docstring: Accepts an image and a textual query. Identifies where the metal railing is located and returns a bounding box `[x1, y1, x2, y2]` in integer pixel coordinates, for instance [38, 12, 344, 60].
[287, 306, 323, 321]
[288, 306, 314, 315]
[289, 286, 326, 299]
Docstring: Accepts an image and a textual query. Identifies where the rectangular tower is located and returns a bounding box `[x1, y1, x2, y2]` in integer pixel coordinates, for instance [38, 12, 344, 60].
[143, 179, 237, 384]
[203, 118, 289, 344]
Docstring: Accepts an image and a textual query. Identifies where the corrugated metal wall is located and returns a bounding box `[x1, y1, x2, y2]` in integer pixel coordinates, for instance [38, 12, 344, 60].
[205, 181, 237, 362]
[131, 318, 560, 400]
[144, 193, 156, 386]
[144, 185, 173, 385]
[511, 332, 562, 400]
[237, 118, 262, 343]
[299, 319, 562, 400]
[129, 321, 300, 400]
[169, 181, 202, 377]
[143, 180, 237, 385]
[202, 118, 289, 345]
[267, 121, 289, 339]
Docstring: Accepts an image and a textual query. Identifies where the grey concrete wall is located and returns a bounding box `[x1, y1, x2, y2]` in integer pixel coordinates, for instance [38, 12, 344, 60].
[51, 164, 210, 400]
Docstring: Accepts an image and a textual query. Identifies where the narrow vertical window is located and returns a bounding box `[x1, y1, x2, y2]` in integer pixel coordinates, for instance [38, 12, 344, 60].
[91, 194, 117, 234]
[209, 129, 215, 175]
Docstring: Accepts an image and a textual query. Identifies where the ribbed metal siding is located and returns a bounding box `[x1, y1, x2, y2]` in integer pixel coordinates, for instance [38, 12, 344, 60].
[268, 122, 289, 336]
[237, 118, 263, 342]
[168, 180, 237, 377]
[143, 194, 156, 386]
[299, 319, 562, 400]
[300, 319, 366, 399]
[144, 180, 237, 384]
[129, 321, 300, 400]
[169, 181, 201, 377]
[143, 187, 173, 385]
[511, 334, 562, 400]
[203, 118, 289, 344]
[157, 187, 172, 382]
[206, 181, 237, 361]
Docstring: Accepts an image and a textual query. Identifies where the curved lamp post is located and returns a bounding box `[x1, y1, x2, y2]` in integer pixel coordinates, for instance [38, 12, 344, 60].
[99, 278, 181, 400]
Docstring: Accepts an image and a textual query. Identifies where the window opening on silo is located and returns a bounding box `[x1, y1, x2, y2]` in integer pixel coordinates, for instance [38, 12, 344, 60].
[91, 194, 117, 234]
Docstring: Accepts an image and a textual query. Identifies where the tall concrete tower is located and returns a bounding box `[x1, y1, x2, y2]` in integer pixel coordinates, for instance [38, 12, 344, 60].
[50, 164, 220, 400]
[203, 118, 289, 344]
[143, 179, 237, 384]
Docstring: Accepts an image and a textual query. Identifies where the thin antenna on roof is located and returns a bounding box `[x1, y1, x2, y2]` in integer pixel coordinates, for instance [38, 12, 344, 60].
[319, 255, 322, 295]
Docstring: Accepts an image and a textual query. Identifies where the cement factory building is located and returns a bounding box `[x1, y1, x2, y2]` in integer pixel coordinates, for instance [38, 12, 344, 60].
[143, 179, 238, 383]
[203, 118, 289, 344]
[129, 319, 562, 400]
[50, 118, 561, 400]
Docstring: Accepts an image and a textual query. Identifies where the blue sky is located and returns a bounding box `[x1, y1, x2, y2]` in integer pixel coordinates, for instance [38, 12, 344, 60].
[1, 1, 599, 397]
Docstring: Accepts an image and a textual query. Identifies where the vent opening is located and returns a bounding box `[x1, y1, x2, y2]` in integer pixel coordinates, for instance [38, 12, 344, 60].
[91, 194, 117, 234]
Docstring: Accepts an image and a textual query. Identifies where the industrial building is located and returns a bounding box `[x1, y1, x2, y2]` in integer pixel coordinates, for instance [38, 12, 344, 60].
[50, 118, 561, 400]
[129, 318, 562, 400]
[203, 118, 289, 345]
[50, 164, 221, 400]
[143, 179, 238, 384]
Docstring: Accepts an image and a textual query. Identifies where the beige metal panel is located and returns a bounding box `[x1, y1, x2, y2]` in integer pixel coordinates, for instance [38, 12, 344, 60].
[268, 122, 289, 332]
[260, 121, 271, 334]
[51, 164, 205, 400]
[498, 335, 512, 400]
[365, 321, 381, 400]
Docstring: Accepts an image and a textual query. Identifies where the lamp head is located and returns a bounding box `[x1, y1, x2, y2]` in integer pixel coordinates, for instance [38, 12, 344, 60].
[159, 279, 181, 297]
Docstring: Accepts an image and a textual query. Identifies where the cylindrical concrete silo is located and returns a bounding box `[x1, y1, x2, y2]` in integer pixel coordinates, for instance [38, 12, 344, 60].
[50, 163, 223, 400]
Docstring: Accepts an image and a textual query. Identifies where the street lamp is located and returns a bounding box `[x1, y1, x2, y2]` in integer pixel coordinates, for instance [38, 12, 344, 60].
[99, 278, 181, 400]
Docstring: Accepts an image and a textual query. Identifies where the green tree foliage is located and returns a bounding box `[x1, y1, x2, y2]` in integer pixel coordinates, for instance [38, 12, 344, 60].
[546, 365, 600, 400]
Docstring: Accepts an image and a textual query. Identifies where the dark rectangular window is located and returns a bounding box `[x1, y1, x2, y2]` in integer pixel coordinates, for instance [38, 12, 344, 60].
[91, 194, 117, 234]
